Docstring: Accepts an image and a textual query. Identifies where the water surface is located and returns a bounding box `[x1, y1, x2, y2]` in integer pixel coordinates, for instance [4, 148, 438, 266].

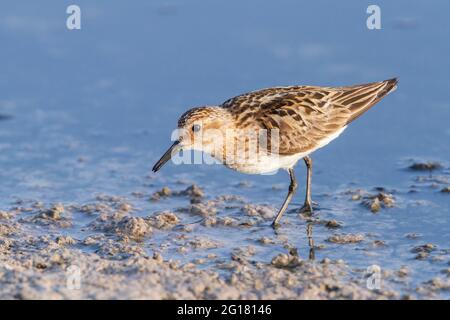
[1, 0, 449, 297]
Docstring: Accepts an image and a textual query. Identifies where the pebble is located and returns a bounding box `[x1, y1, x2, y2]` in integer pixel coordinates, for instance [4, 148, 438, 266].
[327, 233, 364, 244]
[409, 162, 442, 171]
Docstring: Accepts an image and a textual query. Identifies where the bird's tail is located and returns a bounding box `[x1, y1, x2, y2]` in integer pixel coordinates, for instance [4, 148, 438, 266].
[334, 78, 398, 125]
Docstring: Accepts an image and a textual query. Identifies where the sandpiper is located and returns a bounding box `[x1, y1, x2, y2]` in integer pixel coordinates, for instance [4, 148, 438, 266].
[153, 78, 398, 227]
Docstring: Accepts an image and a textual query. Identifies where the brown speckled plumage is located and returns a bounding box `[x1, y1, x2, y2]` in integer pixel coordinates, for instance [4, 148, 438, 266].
[220, 78, 398, 155]
[154, 78, 398, 227]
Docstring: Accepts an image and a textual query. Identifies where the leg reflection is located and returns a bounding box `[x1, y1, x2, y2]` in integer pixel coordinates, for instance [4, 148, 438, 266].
[271, 219, 316, 261]
[306, 222, 315, 260]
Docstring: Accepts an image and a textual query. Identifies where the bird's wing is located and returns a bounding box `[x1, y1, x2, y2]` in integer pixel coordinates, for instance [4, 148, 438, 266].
[221, 78, 397, 155]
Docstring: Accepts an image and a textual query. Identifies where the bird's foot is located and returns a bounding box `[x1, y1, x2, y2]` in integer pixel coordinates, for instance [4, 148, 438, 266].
[299, 201, 313, 215]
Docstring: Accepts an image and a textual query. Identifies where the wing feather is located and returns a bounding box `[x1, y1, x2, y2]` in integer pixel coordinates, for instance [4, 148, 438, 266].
[221, 78, 397, 155]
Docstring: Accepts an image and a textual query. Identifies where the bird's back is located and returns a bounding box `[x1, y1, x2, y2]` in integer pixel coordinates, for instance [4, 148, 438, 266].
[221, 78, 397, 156]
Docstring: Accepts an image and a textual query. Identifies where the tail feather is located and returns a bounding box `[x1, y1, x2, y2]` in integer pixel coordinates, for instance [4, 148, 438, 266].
[338, 78, 398, 125]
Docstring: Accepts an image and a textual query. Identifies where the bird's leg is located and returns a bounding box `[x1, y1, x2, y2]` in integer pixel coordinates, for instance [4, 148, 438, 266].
[299, 156, 313, 214]
[271, 168, 297, 228]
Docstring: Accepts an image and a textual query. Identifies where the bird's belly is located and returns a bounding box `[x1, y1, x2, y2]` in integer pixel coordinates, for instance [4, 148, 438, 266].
[224, 153, 306, 174]
[221, 126, 347, 175]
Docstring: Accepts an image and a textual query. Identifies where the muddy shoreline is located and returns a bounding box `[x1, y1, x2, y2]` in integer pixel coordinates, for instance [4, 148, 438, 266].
[1, 160, 449, 299]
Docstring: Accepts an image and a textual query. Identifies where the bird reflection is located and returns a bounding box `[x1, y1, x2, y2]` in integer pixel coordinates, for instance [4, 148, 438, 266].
[306, 222, 315, 260]
[272, 216, 316, 261]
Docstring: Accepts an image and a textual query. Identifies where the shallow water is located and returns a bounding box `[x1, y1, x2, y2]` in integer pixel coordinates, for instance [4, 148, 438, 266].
[1, 0, 449, 298]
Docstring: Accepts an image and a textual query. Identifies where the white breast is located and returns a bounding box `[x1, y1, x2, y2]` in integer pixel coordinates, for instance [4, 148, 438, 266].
[224, 126, 347, 175]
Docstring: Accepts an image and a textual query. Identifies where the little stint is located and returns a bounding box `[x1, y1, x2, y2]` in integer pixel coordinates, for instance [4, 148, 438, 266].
[153, 78, 398, 227]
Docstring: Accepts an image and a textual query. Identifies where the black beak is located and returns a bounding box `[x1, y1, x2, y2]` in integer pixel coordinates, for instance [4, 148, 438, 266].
[152, 140, 181, 172]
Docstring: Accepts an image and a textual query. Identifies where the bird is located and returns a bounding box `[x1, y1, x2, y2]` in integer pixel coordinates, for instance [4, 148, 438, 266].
[152, 78, 398, 227]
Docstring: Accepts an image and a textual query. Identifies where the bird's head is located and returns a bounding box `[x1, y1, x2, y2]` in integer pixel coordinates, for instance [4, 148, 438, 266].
[152, 106, 233, 172]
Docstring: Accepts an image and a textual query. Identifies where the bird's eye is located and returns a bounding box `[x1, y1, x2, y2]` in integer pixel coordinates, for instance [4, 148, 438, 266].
[192, 124, 201, 132]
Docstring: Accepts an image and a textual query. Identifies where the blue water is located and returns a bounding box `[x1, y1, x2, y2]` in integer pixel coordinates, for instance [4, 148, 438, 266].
[0, 0, 449, 297]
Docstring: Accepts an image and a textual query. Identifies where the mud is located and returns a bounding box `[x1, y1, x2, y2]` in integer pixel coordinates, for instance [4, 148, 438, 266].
[1, 177, 449, 299]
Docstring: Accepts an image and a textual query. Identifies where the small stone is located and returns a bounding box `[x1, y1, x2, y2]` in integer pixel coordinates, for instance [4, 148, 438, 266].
[55, 235, 75, 246]
[0, 211, 11, 220]
[177, 246, 188, 254]
[153, 252, 163, 262]
[372, 240, 386, 247]
[150, 187, 171, 200]
[405, 233, 421, 240]
[271, 253, 301, 268]
[201, 216, 217, 227]
[379, 193, 395, 207]
[50, 254, 64, 265]
[361, 192, 395, 212]
[181, 224, 194, 232]
[218, 216, 238, 227]
[236, 181, 252, 188]
[397, 266, 410, 278]
[271, 254, 290, 267]
[46, 204, 65, 220]
[194, 258, 205, 264]
[415, 252, 428, 260]
[370, 197, 381, 213]
[188, 237, 218, 249]
[325, 220, 342, 229]
[411, 243, 436, 253]
[409, 162, 442, 171]
[207, 253, 217, 259]
[258, 237, 275, 245]
[327, 233, 364, 244]
[178, 184, 204, 198]
[118, 203, 133, 212]
[131, 191, 145, 198]
[83, 236, 98, 246]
